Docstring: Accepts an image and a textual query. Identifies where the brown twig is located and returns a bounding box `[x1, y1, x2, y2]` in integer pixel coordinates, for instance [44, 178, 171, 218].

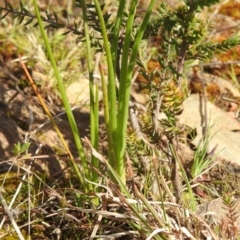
[200, 63, 208, 139]
[18, 55, 75, 169]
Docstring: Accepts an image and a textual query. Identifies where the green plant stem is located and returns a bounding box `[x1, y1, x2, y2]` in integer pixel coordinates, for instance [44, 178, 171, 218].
[32, 0, 91, 192]
[99, 64, 115, 169]
[170, 143, 196, 211]
[110, 0, 126, 72]
[115, 0, 137, 185]
[93, 0, 118, 170]
[81, 0, 99, 186]
[117, 0, 156, 184]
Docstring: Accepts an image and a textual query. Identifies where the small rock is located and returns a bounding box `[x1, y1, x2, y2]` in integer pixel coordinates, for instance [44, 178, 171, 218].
[179, 94, 240, 165]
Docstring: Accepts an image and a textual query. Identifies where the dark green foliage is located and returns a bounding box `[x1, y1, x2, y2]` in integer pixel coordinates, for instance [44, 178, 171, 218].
[184, 0, 220, 11]
[139, 0, 240, 138]
[191, 35, 240, 60]
[144, 0, 239, 66]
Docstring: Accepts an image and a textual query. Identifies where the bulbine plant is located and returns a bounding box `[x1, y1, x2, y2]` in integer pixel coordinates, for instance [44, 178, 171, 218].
[79, 0, 157, 188]
[0, 0, 156, 192]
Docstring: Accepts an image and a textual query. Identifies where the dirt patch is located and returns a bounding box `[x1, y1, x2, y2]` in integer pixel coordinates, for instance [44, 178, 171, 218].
[0, 60, 94, 179]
